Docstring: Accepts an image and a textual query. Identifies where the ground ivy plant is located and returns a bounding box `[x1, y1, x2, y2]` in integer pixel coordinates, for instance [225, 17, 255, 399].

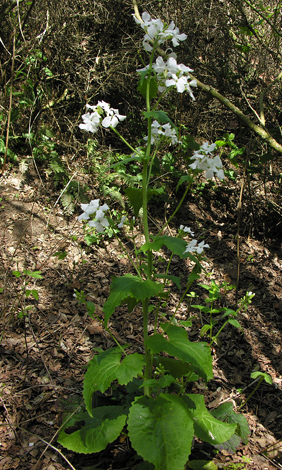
[58, 11, 250, 469]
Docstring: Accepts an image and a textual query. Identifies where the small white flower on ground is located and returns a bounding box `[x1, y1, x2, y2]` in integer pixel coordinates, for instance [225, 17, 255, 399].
[118, 216, 126, 228]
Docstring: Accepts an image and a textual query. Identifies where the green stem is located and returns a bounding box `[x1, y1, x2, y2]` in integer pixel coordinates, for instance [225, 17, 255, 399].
[209, 302, 214, 342]
[111, 126, 140, 154]
[156, 180, 192, 238]
[142, 298, 150, 396]
[209, 320, 228, 348]
[239, 377, 263, 410]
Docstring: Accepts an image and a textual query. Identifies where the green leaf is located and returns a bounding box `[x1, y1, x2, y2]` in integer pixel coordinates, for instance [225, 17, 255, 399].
[58, 406, 127, 453]
[188, 460, 218, 470]
[143, 111, 176, 129]
[103, 274, 163, 327]
[140, 235, 197, 261]
[147, 324, 213, 382]
[128, 394, 194, 470]
[138, 76, 158, 100]
[53, 251, 68, 260]
[200, 324, 211, 337]
[154, 356, 199, 381]
[251, 371, 273, 384]
[221, 308, 237, 318]
[125, 188, 162, 217]
[179, 319, 193, 328]
[23, 270, 43, 279]
[83, 348, 145, 415]
[155, 273, 181, 289]
[31, 289, 39, 301]
[13, 271, 21, 278]
[211, 402, 250, 445]
[176, 175, 193, 192]
[228, 319, 241, 329]
[214, 433, 241, 454]
[110, 153, 144, 168]
[141, 375, 175, 390]
[183, 394, 237, 445]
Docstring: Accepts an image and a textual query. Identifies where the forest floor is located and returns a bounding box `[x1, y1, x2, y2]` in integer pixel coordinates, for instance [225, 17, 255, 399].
[1, 159, 282, 470]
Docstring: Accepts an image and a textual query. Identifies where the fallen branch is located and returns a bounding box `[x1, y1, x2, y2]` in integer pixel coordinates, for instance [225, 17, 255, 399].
[132, 0, 282, 154]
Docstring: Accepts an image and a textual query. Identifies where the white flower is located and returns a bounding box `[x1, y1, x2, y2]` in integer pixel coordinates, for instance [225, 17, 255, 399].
[80, 102, 126, 133]
[118, 216, 126, 228]
[77, 199, 100, 221]
[79, 112, 101, 133]
[78, 199, 110, 233]
[162, 123, 181, 144]
[144, 120, 180, 146]
[102, 109, 126, 128]
[160, 21, 187, 46]
[166, 75, 197, 98]
[189, 143, 225, 180]
[200, 142, 217, 154]
[133, 12, 187, 51]
[180, 225, 194, 236]
[183, 239, 209, 255]
[88, 218, 109, 233]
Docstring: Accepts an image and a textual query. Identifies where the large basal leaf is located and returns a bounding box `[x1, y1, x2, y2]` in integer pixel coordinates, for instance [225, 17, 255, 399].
[147, 324, 213, 382]
[83, 348, 145, 415]
[211, 401, 250, 445]
[140, 235, 198, 261]
[103, 274, 163, 326]
[58, 406, 127, 454]
[183, 394, 237, 445]
[127, 394, 194, 470]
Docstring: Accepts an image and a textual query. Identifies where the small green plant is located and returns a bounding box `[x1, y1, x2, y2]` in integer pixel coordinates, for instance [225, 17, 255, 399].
[239, 370, 273, 410]
[9, 269, 43, 321]
[223, 455, 252, 469]
[216, 132, 244, 170]
[192, 283, 254, 346]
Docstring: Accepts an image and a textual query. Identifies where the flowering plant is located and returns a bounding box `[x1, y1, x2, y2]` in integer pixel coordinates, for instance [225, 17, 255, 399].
[58, 9, 250, 469]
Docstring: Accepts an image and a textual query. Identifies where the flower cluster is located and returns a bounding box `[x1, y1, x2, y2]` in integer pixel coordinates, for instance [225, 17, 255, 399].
[135, 12, 196, 98]
[179, 224, 209, 255]
[79, 101, 126, 134]
[133, 12, 187, 51]
[189, 142, 225, 180]
[184, 239, 210, 255]
[78, 199, 109, 232]
[144, 120, 180, 145]
[153, 56, 197, 97]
